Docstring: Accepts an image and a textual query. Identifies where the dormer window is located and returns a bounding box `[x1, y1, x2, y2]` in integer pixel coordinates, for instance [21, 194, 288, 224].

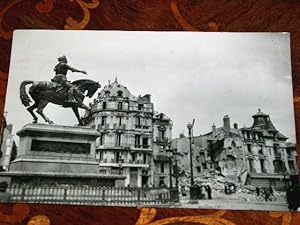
[118, 102, 123, 110]
[117, 90, 123, 97]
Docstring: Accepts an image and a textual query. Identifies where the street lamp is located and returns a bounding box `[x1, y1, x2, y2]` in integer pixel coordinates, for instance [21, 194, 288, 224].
[187, 121, 194, 186]
[187, 119, 199, 200]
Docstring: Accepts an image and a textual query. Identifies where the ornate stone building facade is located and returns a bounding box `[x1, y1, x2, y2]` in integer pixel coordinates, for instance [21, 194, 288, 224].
[152, 113, 173, 187]
[241, 109, 298, 188]
[87, 79, 173, 187]
[172, 110, 298, 189]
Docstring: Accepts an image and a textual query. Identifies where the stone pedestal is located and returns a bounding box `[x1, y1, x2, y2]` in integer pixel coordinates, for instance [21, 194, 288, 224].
[10, 123, 100, 173]
[4, 123, 126, 186]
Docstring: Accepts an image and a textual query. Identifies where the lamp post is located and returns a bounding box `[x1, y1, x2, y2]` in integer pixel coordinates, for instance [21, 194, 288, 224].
[187, 122, 194, 186]
[187, 119, 199, 200]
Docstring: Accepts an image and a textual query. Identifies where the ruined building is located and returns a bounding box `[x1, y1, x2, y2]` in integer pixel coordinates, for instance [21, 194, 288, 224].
[172, 109, 298, 189]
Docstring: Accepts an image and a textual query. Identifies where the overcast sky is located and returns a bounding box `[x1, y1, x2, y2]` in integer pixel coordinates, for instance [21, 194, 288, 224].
[5, 30, 296, 143]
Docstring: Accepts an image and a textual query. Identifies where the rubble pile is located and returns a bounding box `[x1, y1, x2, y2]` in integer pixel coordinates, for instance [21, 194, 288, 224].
[178, 169, 264, 201]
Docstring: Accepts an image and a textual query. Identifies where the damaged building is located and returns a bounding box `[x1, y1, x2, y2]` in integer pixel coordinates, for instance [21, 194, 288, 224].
[172, 109, 298, 189]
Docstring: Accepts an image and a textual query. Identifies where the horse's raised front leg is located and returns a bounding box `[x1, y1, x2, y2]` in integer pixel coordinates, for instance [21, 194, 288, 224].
[27, 102, 38, 123]
[72, 106, 84, 126]
[36, 100, 53, 124]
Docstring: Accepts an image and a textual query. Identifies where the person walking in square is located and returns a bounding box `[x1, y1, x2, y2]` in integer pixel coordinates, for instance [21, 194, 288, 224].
[206, 185, 212, 199]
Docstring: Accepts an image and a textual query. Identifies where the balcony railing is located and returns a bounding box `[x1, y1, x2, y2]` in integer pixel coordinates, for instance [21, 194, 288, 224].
[97, 124, 109, 130]
[135, 124, 150, 129]
[155, 137, 169, 143]
[134, 144, 150, 149]
[98, 143, 131, 149]
[113, 124, 126, 130]
[274, 152, 282, 158]
[100, 159, 150, 165]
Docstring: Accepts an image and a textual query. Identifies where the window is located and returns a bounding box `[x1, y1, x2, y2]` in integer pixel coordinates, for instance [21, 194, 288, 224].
[99, 151, 104, 161]
[135, 135, 141, 147]
[248, 158, 255, 173]
[142, 137, 148, 148]
[273, 160, 283, 173]
[247, 144, 252, 153]
[138, 104, 143, 110]
[202, 163, 207, 169]
[247, 132, 250, 139]
[131, 152, 136, 162]
[117, 116, 122, 126]
[196, 166, 201, 173]
[274, 145, 281, 157]
[102, 102, 106, 109]
[136, 117, 141, 126]
[258, 145, 263, 154]
[160, 163, 165, 173]
[288, 160, 296, 174]
[143, 153, 147, 164]
[161, 130, 165, 139]
[100, 134, 105, 145]
[159, 177, 165, 187]
[116, 134, 121, 146]
[118, 102, 123, 110]
[260, 159, 266, 173]
[101, 116, 107, 126]
[117, 90, 123, 97]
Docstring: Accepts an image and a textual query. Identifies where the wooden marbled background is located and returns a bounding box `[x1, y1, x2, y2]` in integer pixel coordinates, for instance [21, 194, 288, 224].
[0, 1, 299, 224]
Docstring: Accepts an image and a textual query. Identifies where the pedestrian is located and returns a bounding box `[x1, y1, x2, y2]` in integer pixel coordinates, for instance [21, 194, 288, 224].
[0, 182, 11, 202]
[269, 185, 274, 197]
[264, 188, 270, 201]
[206, 185, 212, 199]
[256, 187, 260, 196]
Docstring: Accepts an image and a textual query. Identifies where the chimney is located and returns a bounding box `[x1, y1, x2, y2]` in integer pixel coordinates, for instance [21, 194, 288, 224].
[223, 115, 231, 130]
[233, 122, 238, 129]
[212, 123, 216, 136]
[6, 124, 13, 134]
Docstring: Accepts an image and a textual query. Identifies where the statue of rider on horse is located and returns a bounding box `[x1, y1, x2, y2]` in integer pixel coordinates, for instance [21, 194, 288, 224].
[52, 55, 87, 105]
[19, 56, 101, 126]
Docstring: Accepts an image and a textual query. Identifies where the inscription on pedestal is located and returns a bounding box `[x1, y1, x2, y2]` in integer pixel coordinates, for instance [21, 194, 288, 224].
[31, 140, 91, 154]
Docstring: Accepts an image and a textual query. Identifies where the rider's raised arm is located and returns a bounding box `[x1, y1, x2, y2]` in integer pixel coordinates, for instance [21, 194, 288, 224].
[68, 65, 87, 74]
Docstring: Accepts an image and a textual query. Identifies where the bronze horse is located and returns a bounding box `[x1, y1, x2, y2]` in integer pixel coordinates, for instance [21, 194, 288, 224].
[20, 79, 100, 125]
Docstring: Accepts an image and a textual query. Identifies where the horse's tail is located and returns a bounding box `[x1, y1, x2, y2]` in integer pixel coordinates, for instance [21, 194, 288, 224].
[20, 80, 33, 107]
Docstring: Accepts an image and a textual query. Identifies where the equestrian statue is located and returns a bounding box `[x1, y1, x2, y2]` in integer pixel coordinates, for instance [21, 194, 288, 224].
[19, 56, 101, 126]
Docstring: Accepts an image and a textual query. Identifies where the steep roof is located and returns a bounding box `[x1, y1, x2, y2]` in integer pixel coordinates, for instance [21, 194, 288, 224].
[97, 77, 137, 100]
[242, 109, 288, 140]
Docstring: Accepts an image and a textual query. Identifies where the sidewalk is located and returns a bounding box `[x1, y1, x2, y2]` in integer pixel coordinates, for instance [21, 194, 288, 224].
[176, 198, 289, 211]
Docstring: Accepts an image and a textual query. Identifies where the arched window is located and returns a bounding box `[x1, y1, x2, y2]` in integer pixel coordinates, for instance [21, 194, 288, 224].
[117, 90, 123, 97]
[118, 102, 123, 110]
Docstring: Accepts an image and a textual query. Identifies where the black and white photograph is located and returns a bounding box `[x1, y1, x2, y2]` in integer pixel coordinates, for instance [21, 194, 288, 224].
[0, 30, 298, 211]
